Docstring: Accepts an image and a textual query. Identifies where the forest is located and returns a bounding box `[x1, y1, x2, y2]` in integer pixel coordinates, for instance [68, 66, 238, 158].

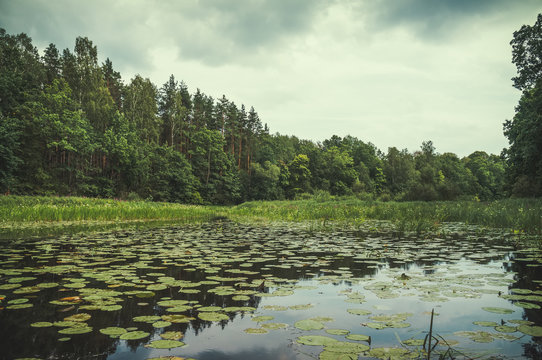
[0, 14, 541, 205]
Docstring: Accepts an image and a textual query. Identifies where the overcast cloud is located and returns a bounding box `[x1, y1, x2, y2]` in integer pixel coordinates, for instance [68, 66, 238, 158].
[1, 0, 541, 156]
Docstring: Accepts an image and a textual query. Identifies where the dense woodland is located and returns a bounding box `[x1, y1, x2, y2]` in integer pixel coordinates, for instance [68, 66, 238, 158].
[0, 15, 541, 204]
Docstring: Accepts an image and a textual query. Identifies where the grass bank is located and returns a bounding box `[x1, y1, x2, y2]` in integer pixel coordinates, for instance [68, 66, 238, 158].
[232, 198, 542, 234]
[0, 196, 227, 237]
[1, 195, 541, 236]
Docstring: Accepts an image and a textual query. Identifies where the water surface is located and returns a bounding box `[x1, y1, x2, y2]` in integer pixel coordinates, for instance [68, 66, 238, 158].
[0, 221, 541, 359]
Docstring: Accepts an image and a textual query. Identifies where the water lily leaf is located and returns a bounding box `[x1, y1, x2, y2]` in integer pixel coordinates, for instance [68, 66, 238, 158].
[31, 322, 53, 328]
[119, 331, 150, 340]
[58, 326, 93, 334]
[295, 319, 325, 331]
[6, 303, 33, 309]
[319, 351, 357, 360]
[252, 315, 274, 322]
[324, 341, 370, 353]
[145, 339, 185, 349]
[58, 337, 70, 342]
[133, 315, 162, 323]
[513, 301, 540, 309]
[473, 321, 498, 327]
[261, 322, 288, 330]
[161, 314, 194, 323]
[518, 325, 542, 337]
[402, 339, 424, 346]
[326, 329, 350, 336]
[165, 305, 192, 313]
[495, 325, 517, 333]
[262, 305, 288, 311]
[289, 304, 313, 310]
[297, 335, 338, 346]
[146, 284, 167, 291]
[244, 327, 268, 334]
[481, 307, 514, 314]
[160, 331, 183, 340]
[198, 312, 229, 322]
[152, 321, 171, 328]
[36, 282, 59, 288]
[64, 313, 91, 322]
[8, 298, 29, 304]
[347, 309, 371, 316]
[345, 334, 370, 342]
[99, 327, 127, 337]
[365, 322, 386, 330]
[368, 347, 418, 359]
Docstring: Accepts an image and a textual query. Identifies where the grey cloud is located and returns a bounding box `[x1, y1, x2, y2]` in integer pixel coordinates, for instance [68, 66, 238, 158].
[361, 0, 542, 39]
[152, 0, 330, 66]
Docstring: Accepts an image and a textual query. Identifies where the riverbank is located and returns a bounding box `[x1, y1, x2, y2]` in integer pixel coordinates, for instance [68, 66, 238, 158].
[1, 195, 540, 237]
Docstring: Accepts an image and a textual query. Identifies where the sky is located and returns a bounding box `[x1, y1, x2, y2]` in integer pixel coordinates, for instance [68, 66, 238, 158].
[1, 0, 541, 157]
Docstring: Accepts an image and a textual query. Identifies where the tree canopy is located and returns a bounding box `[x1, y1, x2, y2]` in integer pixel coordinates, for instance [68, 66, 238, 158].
[0, 24, 538, 202]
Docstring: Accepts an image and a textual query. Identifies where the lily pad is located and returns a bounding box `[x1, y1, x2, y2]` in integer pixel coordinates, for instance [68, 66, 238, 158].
[295, 319, 325, 331]
[325, 341, 370, 353]
[326, 329, 350, 336]
[119, 331, 150, 340]
[473, 321, 498, 327]
[347, 309, 371, 316]
[145, 339, 185, 349]
[30, 322, 53, 328]
[160, 331, 184, 340]
[133, 315, 162, 323]
[64, 313, 91, 322]
[518, 325, 542, 337]
[297, 335, 338, 346]
[481, 307, 514, 314]
[495, 325, 517, 333]
[152, 321, 171, 328]
[345, 334, 370, 342]
[261, 322, 288, 330]
[252, 315, 274, 322]
[58, 326, 93, 335]
[99, 327, 127, 337]
[198, 312, 229, 322]
[319, 351, 357, 360]
[244, 327, 268, 334]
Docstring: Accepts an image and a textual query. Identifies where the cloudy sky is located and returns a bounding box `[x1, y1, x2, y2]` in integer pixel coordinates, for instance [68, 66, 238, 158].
[2, 0, 541, 156]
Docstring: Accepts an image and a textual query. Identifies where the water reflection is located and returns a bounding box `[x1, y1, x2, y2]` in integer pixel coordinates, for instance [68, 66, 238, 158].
[0, 221, 540, 359]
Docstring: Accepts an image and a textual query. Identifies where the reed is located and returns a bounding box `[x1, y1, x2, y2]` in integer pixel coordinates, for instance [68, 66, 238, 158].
[1, 195, 540, 235]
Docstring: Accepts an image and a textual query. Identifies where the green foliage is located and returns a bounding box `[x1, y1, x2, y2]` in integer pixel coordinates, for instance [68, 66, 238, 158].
[0, 27, 536, 205]
[504, 13, 542, 197]
[0, 115, 22, 192]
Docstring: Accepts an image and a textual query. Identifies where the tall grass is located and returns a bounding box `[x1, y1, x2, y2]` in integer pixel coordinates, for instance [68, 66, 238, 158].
[0, 195, 226, 223]
[1, 195, 541, 235]
[231, 198, 542, 234]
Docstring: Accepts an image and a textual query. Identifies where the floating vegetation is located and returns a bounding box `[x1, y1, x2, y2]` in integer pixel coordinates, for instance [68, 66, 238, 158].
[198, 312, 229, 322]
[294, 319, 326, 331]
[518, 325, 542, 337]
[0, 220, 541, 360]
[144, 340, 185, 349]
[244, 328, 268, 334]
[30, 322, 53, 328]
[99, 327, 127, 337]
[251, 315, 274, 322]
[326, 329, 350, 336]
[481, 307, 515, 314]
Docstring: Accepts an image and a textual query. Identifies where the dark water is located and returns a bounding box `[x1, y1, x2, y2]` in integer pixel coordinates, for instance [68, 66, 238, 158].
[0, 221, 541, 360]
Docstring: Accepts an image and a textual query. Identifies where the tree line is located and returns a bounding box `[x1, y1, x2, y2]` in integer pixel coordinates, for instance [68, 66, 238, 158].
[0, 16, 540, 204]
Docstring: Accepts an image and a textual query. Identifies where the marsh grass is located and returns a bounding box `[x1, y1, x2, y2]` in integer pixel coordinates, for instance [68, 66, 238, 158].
[232, 197, 542, 234]
[1, 195, 541, 236]
[0, 195, 227, 222]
